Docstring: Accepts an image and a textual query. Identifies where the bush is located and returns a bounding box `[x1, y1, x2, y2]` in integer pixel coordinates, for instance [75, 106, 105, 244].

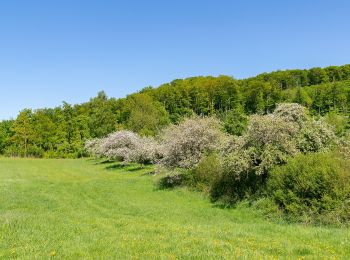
[192, 153, 223, 191]
[159, 116, 228, 169]
[85, 131, 160, 164]
[84, 138, 104, 157]
[99, 131, 140, 161]
[297, 119, 337, 153]
[324, 112, 349, 136]
[127, 136, 160, 164]
[209, 162, 264, 204]
[211, 103, 339, 203]
[157, 170, 189, 189]
[240, 114, 300, 175]
[267, 152, 350, 225]
[219, 108, 248, 135]
[273, 103, 308, 125]
[253, 197, 284, 221]
[4, 145, 44, 158]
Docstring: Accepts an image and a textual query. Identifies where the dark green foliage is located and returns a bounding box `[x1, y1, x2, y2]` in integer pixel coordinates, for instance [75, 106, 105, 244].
[157, 171, 188, 189]
[324, 111, 349, 136]
[192, 153, 223, 191]
[267, 153, 350, 225]
[219, 108, 247, 135]
[209, 168, 265, 204]
[0, 120, 13, 154]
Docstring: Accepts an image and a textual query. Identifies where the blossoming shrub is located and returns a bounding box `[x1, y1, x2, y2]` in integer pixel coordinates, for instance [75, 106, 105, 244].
[159, 116, 228, 169]
[267, 152, 350, 225]
[297, 119, 337, 152]
[84, 138, 104, 157]
[209, 103, 339, 203]
[99, 131, 140, 161]
[273, 103, 308, 125]
[85, 130, 159, 164]
[127, 136, 160, 164]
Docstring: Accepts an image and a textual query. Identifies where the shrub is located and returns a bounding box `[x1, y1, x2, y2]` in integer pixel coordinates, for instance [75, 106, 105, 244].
[253, 197, 284, 221]
[297, 119, 338, 153]
[240, 114, 300, 175]
[4, 145, 44, 158]
[85, 130, 160, 164]
[267, 152, 350, 225]
[273, 103, 308, 125]
[211, 103, 339, 203]
[99, 130, 140, 161]
[157, 170, 189, 189]
[192, 153, 223, 191]
[126, 136, 159, 164]
[84, 138, 104, 157]
[219, 108, 248, 135]
[324, 112, 349, 136]
[159, 116, 228, 169]
[209, 152, 264, 204]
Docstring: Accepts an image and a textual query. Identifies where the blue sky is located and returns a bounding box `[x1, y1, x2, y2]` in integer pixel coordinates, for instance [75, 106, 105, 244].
[0, 0, 349, 119]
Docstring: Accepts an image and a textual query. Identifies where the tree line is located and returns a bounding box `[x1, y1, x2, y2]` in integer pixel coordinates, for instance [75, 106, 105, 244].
[85, 104, 350, 225]
[1, 64, 350, 158]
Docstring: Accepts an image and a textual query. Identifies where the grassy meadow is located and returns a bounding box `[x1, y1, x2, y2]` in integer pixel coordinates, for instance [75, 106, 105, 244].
[0, 158, 349, 259]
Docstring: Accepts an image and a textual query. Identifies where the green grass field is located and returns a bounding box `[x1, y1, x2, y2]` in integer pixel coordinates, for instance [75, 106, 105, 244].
[0, 158, 349, 259]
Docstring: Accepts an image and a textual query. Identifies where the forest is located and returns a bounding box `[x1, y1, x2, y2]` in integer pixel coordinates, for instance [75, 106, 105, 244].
[1, 64, 350, 158]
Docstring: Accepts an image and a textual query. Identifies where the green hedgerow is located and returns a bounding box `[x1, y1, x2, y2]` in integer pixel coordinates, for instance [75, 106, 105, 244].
[267, 152, 350, 225]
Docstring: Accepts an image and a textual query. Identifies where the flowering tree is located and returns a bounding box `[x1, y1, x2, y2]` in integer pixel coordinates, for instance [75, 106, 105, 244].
[224, 103, 338, 176]
[159, 116, 228, 169]
[85, 130, 159, 164]
[98, 131, 140, 161]
[273, 103, 308, 125]
[126, 136, 160, 164]
[84, 138, 104, 157]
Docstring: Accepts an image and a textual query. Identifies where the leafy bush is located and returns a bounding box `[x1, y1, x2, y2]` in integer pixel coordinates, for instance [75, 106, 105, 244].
[267, 152, 350, 225]
[239, 114, 300, 175]
[253, 197, 284, 221]
[324, 112, 349, 136]
[219, 108, 248, 135]
[192, 153, 223, 191]
[159, 116, 228, 169]
[157, 170, 189, 189]
[4, 145, 44, 158]
[209, 152, 264, 204]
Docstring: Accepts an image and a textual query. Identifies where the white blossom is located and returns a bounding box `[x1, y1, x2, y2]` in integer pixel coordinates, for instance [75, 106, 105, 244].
[159, 116, 228, 169]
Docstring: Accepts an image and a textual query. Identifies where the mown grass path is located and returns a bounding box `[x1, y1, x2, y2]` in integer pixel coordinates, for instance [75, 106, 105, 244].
[0, 158, 349, 259]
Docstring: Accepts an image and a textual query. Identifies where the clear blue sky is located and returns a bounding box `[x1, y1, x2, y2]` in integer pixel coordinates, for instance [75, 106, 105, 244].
[1, 0, 349, 120]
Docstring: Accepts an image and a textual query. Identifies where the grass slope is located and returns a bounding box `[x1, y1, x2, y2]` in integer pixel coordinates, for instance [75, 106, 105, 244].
[0, 158, 349, 259]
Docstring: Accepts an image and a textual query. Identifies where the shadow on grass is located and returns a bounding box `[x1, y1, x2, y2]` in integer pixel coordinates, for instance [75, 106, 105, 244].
[98, 159, 115, 165]
[89, 159, 116, 165]
[127, 166, 145, 172]
[105, 163, 153, 173]
[140, 170, 156, 176]
[105, 163, 128, 170]
[211, 201, 237, 209]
